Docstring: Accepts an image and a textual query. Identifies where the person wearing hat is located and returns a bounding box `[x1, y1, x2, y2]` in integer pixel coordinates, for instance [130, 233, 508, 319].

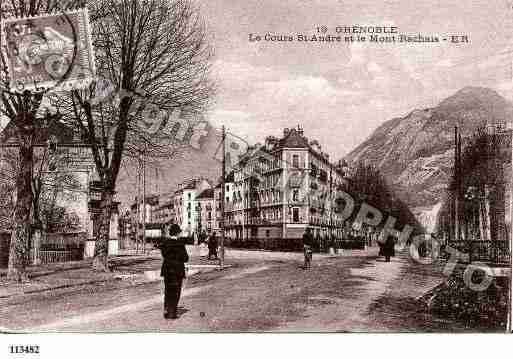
[158, 223, 189, 319]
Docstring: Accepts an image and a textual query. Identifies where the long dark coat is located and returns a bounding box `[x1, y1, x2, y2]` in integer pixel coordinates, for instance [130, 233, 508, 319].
[208, 234, 218, 251]
[159, 238, 189, 284]
[379, 237, 395, 257]
[302, 231, 314, 247]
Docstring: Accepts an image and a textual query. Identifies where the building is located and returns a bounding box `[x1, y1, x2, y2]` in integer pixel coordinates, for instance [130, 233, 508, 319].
[0, 118, 121, 262]
[224, 126, 349, 242]
[125, 192, 175, 245]
[153, 194, 175, 224]
[173, 178, 212, 237]
[124, 178, 212, 243]
[195, 188, 215, 237]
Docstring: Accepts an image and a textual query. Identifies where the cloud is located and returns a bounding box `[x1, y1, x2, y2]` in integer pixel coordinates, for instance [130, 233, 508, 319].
[436, 59, 454, 67]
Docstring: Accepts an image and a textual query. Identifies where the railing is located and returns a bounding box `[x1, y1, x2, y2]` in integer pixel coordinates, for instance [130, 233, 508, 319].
[36, 232, 86, 265]
[224, 237, 365, 253]
[444, 240, 510, 264]
[39, 247, 84, 264]
[225, 237, 303, 252]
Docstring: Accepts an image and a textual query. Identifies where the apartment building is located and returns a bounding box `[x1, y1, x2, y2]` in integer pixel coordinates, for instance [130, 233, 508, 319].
[224, 126, 349, 241]
[173, 178, 212, 237]
[195, 188, 215, 236]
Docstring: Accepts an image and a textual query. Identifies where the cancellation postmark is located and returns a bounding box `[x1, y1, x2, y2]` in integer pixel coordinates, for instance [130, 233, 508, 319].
[0, 8, 95, 94]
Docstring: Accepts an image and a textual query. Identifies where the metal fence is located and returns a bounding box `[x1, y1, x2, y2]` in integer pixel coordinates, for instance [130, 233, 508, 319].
[225, 237, 366, 253]
[37, 232, 86, 264]
[225, 237, 303, 252]
[39, 247, 85, 264]
[444, 240, 511, 264]
[1, 232, 86, 267]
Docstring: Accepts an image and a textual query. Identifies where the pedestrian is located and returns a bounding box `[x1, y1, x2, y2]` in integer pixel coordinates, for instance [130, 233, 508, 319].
[302, 228, 314, 269]
[207, 232, 218, 260]
[158, 224, 189, 319]
[380, 235, 395, 262]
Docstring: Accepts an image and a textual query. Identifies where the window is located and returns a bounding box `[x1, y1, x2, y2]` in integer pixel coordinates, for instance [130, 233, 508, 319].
[319, 169, 328, 183]
[188, 193, 191, 200]
[292, 208, 300, 223]
[310, 163, 318, 177]
[226, 184, 230, 191]
[292, 190, 299, 202]
[266, 230, 270, 238]
[292, 154, 299, 168]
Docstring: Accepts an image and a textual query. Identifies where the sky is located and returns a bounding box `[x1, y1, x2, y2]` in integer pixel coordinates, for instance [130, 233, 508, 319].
[200, 0, 513, 158]
[1, 0, 512, 159]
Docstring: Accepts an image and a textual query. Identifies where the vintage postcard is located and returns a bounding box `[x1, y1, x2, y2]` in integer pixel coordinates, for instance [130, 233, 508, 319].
[0, 0, 512, 350]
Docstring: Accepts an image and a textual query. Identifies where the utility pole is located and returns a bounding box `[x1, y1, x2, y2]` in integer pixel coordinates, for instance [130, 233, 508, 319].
[329, 165, 333, 252]
[142, 148, 146, 254]
[454, 126, 460, 242]
[505, 61, 513, 333]
[220, 126, 226, 269]
[136, 157, 141, 254]
[242, 175, 245, 242]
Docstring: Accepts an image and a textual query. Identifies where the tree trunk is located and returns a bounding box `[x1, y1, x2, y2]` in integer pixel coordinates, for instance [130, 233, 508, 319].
[32, 226, 42, 265]
[92, 190, 113, 272]
[7, 142, 33, 282]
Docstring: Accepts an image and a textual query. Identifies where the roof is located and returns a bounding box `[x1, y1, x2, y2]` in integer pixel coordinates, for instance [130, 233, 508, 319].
[226, 171, 235, 183]
[175, 177, 212, 193]
[0, 117, 80, 145]
[278, 128, 309, 149]
[196, 188, 214, 200]
[158, 200, 174, 209]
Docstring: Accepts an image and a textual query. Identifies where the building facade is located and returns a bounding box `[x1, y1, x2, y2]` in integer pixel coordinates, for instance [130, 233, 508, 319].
[224, 126, 349, 242]
[195, 188, 215, 237]
[173, 178, 212, 237]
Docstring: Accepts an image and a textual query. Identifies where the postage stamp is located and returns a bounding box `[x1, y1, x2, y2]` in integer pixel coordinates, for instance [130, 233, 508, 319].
[0, 8, 95, 93]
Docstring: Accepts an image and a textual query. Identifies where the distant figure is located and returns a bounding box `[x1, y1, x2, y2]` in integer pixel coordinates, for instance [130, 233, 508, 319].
[158, 224, 189, 319]
[207, 232, 218, 260]
[379, 235, 395, 262]
[302, 228, 314, 269]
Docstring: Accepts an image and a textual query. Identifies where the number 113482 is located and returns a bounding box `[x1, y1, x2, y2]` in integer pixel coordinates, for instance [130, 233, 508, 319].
[9, 345, 40, 355]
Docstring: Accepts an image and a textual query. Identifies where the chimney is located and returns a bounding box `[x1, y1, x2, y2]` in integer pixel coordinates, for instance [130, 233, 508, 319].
[283, 128, 290, 137]
[297, 125, 304, 136]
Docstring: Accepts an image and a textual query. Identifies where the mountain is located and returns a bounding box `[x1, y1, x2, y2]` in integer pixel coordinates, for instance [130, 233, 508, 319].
[345, 87, 513, 227]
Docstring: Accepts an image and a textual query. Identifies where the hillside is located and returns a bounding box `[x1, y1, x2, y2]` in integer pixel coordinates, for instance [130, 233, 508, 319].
[345, 87, 513, 226]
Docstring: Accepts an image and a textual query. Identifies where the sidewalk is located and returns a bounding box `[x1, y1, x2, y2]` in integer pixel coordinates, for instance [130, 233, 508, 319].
[0, 255, 161, 299]
[0, 245, 380, 300]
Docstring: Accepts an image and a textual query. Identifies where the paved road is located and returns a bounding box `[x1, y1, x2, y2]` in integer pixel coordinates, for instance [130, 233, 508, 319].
[0, 251, 465, 333]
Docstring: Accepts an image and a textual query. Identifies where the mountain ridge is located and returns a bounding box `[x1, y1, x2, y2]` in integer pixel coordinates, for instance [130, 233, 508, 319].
[344, 86, 512, 224]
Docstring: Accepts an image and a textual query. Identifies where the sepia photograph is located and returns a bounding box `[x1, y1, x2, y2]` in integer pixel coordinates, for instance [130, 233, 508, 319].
[0, 0, 512, 351]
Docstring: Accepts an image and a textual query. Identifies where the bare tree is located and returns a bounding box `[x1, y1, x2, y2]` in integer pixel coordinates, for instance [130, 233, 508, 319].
[0, 0, 86, 281]
[344, 161, 421, 233]
[0, 137, 82, 259]
[437, 127, 509, 242]
[52, 0, 214, 271]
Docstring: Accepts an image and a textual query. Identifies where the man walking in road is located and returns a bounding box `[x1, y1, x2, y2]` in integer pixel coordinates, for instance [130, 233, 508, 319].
[158, 224, 189, 319]
[302, 228, 314, 269]
[378, 235, 395, 262]
[207, 232, 218, 260]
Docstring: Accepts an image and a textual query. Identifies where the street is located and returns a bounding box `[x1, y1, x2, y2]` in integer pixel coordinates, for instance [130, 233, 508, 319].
[0, 249, 469, 333]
